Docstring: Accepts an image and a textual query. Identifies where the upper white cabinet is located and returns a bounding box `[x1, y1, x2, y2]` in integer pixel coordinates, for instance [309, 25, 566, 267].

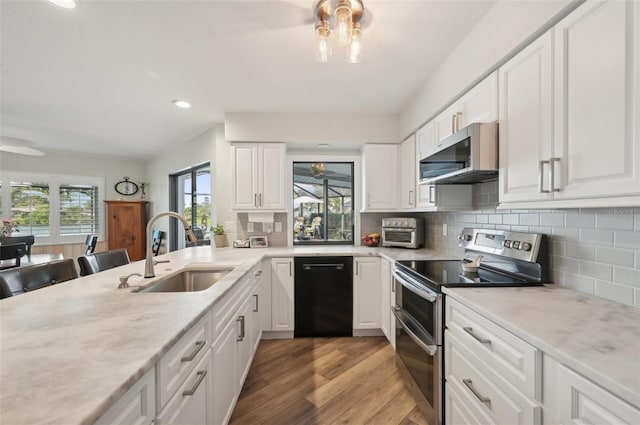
[417, 184, 473, 211]
[498, 30, 554, 203]
[361, 144, 398, 211]
[435, 72, 498, 143]
[499, 0, 640, 207]
[353, 257, 381, 330]
[399, 135, 416, 209]
[416, 120, 435, 161]
[231, 143, 286, 210]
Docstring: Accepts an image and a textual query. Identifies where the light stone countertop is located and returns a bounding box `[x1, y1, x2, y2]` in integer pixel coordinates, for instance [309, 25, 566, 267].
[0, 245, 449, 425]
[443, 285, 640, 408]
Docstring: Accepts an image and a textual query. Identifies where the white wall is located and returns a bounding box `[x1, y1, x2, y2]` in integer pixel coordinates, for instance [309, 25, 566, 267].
[400, 0, 576, 136]
[225, 112, 400, 146]
[0, 150, 146, 200]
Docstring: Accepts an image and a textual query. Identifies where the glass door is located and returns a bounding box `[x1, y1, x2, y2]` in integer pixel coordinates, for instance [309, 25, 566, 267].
[169, 163, 211, 250]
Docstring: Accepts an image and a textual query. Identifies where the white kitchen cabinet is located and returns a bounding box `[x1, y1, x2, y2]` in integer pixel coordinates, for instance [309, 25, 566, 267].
[435, 72, 498, 143]
[498, 30, 554, 203]
[380, 258, 394, 347]
[446, 371, 496, 425]
[237, 294, 254, 387]
[399, 135, 416, 209]
[259, 258, 272, 332]
[270, 257, 294, 331]
[353, 257, 381, 330]
[231, 143, 286, 210]
[251, 272, 263, 353]
[416, 120, 435, 161]
[416, 183, 473, 211]
[361, 144, 398, 211]
[156, 349, 213, 425]
[212, 313, 239, 425]
[94, 368, 156, 425]
[499, 0, 640, 208]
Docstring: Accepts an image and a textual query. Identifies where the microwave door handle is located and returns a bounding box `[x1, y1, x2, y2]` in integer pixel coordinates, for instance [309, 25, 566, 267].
[392, 269, 438, 302]
[392, 307, 437, 356]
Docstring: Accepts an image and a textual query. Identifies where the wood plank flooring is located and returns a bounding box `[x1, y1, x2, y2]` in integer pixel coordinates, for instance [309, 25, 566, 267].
[229, 337, 428, 425]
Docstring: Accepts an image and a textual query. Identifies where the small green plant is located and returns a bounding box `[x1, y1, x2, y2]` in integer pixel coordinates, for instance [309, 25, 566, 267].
[212, 224, 225, 235]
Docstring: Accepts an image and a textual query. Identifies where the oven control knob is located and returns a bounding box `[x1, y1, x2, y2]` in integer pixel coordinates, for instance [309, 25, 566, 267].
[520, 242, 532, 251]
[503, 240, 512, 248]
[511, 241, 521, 249]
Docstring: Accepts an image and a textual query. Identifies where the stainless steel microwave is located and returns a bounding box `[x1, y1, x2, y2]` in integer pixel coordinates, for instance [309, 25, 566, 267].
[419, 122, 498, 184]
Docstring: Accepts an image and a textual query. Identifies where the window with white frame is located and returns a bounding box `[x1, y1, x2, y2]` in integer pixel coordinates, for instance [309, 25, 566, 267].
[0, 172, 105, 244]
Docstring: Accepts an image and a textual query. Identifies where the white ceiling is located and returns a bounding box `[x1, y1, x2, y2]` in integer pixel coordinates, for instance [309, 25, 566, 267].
[0, 0, 495, 160]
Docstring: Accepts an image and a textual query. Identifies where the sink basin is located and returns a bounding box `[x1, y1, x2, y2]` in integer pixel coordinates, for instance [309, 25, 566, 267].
[134, 268, 233, 293]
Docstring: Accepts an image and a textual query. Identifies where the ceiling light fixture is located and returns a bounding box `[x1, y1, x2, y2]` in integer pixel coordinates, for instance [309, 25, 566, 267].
[45, 0, 76, 9]
[172, 100, 192, 109]
[314, 0, 364, 63]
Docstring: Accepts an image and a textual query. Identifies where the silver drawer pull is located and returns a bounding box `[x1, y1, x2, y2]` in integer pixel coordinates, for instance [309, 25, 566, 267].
[237, 316, 245, 341]
[253, 294, 259, 312]
[181, 340, 206, 362]
[182, 370, 207, 397]
[463, 379, 491, 406]
[463, 327, 491, 344]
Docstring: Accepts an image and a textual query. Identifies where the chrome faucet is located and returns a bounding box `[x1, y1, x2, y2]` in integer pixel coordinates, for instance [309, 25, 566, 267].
[145, 211, 197, 278]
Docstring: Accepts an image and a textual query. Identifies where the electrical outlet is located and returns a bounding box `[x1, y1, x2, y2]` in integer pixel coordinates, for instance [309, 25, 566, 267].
[247, 222, 254, 233]
[275, 222, 282, 232]
[263, 222, 273, 233]
[443, 223, 448, 236]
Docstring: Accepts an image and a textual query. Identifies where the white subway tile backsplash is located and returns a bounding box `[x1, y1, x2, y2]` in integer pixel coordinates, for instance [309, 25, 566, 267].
[596, 247, 635, 268]
[519, 214, 539, 226]
[566, 211, 595, 228]
[476, 214, 488, 224]
[529, 226, 552, 234]
[488, 214, 502, 224]
[565, 243, 596, 261]
[614, 230, 640, 249]
[613, 266, 640, 287]
[511, 225, 529, 232]
[551, 241, 565, 256]
[540, 213, 565, 227]
[595, 281, 635, 306]
[579, 261, 612, 281]
[596, 212, 634, 230]
[552, 227, 580, 242]
[580, 229, 613, 246]
[636, 251, 640, 269]
[564, 272, 596, 295]
[553, 256, 580, 273]
[503, 214, 519, 225]
[635, 214, 640, 231]
[635, 289, 640, 307]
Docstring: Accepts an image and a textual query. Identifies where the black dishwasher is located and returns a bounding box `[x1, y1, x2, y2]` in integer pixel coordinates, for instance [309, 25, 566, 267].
[294, 256, 353, 337]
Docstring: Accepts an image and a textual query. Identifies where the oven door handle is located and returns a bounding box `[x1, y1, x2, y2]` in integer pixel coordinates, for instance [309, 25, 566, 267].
[392, 269, 438, 302]
[392, 306, 438, 356]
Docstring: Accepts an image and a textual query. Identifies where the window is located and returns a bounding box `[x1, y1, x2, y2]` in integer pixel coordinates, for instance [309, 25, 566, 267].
[169, 163, 211, 250]
[293, 162, 354, 245]
[0, 172, 105, 244]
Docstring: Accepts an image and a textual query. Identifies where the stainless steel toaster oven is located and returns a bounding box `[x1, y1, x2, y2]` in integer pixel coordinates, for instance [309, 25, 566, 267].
[381, 217, 424, 249]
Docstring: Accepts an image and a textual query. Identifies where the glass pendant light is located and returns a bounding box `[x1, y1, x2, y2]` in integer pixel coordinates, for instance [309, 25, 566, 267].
[346, 22, 362, 63]
[333, 0, 353, 47]
[315, 20, 332, 62]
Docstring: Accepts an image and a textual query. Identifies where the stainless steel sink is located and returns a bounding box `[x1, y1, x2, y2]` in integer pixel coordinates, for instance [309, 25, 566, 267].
[134, 268, 233, 293]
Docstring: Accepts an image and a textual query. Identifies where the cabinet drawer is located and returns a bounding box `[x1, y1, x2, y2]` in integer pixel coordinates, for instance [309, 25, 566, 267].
[446, 298, 540, 399]
[446, 370, 497, 425]
[212, 275, 251, 342]
[446, 330, 541, 425]
[157, 312, 212, 409]
[94, 367, 155, 425]
[557, 364, 640, 425]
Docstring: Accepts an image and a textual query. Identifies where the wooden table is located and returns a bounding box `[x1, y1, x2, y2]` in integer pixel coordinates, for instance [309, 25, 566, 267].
[0, 253, 64, 270]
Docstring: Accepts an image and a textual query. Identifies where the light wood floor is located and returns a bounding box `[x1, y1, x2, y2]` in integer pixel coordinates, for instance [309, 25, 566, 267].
[229, 337, 429, 425]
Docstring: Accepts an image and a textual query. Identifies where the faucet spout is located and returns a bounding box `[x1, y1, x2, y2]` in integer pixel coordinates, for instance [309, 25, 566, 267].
[145, 211, 197, 278]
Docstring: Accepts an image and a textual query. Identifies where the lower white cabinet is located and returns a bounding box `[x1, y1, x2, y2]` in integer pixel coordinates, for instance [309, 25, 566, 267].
[212, 312, 239, 425]
[271, 257, 294, 331]
[446, 369, 496, 425]
[353, 257, 381, 329]
[380, 258, 394, 347]
[94, 367, 156, 425]
[157, 349, 213, 425]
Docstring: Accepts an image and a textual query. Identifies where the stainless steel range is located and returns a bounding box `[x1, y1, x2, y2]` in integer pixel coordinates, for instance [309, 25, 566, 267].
[391, 228, 548, 425]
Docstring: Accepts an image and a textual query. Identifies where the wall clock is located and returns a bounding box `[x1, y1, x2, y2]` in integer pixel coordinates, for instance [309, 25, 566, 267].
[114, 177, 139, 196]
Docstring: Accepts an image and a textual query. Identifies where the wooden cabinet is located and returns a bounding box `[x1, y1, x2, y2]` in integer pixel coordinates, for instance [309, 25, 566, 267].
[416, 184, 472, 211]
[94, 367, 156, 425]
[361, 144, 398, 211]
[399, 135, 416, 210]
[270, 257, 294, 331]
[435, 72, 498, 143]
[499, 0, 640, 207]
[231, 143, 286, 210]
[353, 257, 381, 330]
[105, 201, 147, 261]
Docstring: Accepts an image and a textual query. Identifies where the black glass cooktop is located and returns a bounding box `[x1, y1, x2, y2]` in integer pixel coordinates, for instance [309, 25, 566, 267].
[395, 259, 541, 288]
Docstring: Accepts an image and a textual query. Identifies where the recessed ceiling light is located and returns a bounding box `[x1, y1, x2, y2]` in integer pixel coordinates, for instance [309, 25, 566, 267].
[45, 0, 76, 9]
[173, 100, 192, 109]
[318, 144, 330, 149]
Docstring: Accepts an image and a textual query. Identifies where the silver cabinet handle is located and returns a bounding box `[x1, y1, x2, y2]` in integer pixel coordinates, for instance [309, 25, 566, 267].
[550, 157, 561, 192]
[463, 326, 491, 344]
[451, 114, 457, 134]
[456, 112, 462, 132]
[391, 271, 396, 292]
[289, 261, 292, 276]
[254, 193, 258, 207]
[428, 185, 436, 204]
[538, 160, 550, 193]
[237, 316, 245, 341]
[259, 193, 263, 207]
[254, 270, 262, 277]
[181, 340, 206, 362]
[408, 190, 414, 206]
[182, 370, 207, 397]
[463, 379, 491, 406]
[355, 261, 359, 275]
[253, 294, 259, 312]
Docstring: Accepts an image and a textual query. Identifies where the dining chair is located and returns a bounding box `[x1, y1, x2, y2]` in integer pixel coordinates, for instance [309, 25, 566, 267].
[2, 235, 35, 257]
[0, 243, 27, 269]
[151, 230, 165, 256]
[78, 248, 130, 276]
[85, 235, 98, 255]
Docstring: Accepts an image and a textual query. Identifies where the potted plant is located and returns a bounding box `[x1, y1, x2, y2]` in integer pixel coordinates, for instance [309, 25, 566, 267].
[212, 224, 228, 248]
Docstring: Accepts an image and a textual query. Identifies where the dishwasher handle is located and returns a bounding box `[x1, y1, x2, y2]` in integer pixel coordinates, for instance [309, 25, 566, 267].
[303, 263, 344, 271]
